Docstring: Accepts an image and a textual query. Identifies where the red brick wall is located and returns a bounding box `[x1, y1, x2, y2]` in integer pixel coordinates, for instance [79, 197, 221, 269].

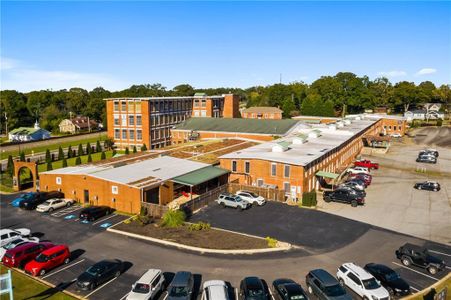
[223, 94, 240, 118]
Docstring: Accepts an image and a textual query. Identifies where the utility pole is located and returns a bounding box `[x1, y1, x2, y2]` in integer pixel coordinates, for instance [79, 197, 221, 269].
[279, 73, 282, 84]
[4, 112, 8, 137]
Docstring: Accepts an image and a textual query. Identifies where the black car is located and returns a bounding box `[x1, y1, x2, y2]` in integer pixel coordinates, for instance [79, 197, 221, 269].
[76, 259, 123, 290]
[19, 191, 64, 210]
[239, 277, 269, 300]
[419, 149, 438, 157]
[305, 269, 351, 300]
[79, 206, 113, 221]
[272, 278, 308, 300]
[395, 243, 446, 275]
[323, 188, 365, 207]
[345, 178, 368, 188]
[416, 156, 436, 164]
[414, 181, 440, 192]
[364, 263, 410, 297]
[167, 271, 194, 300]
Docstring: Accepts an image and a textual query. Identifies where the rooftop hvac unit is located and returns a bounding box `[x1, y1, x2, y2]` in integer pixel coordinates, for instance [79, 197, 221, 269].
[308, 130, 321, 138]
[336, 121, 344, 128]
[328, 124, 337, 131]
[355, 116, 361, 120]
[272, 141, 291, 152]
[344, 119, 351, 125]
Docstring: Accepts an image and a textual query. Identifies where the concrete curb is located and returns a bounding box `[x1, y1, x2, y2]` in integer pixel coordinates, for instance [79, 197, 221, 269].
[107, 227, 292, 254]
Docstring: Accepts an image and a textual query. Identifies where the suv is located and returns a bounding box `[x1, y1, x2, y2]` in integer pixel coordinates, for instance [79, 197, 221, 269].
[201, 280, 229, 300]
[239, 276, 269, 300]
[323, 189, 365, 207]
[336, 263, 389, 300]
[395, 243, 446, 275]
[354, 160, 379, 170]
[216, 193, 251, 210]
[364, 263, 410, 297]
[79, 206, 114, 221]
[272, 278, 308, 300]
[0, 228, 31, 247]
[25, 244, 71, 276]
[0, 236, 40, 260]
[236, 191, 266, 206]
[127, 269, 165, 300]
[2, 242, 54, 268]
[416, 156, 436, 164]
[414, 181, 440, 192]
[419, 149, 438, 157]
[306, 269, 351, 300]
[167, 271, 194, 300]
[19, 191, 65, 210]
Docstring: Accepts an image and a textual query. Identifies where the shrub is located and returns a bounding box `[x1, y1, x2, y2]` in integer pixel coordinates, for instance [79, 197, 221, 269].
[140, 206, 148, 216]
[62, 158, 68, 168]
[75, 157, 82, 165]
[46, 161, 53, 171]
[265, 236, 278, 248]
[133, 145, 137, 153]
[436, 118, 443, 127]
[100, 151, 106, 160]
[161, 209, 186, 228]
[112, 149, 117, 156]
[188, 222, 211, 231]
[125, 147, 130, 155]
[67, 145, 73, 158]
[96, 140, 101, 152]
[58, 146, 64, 160]
[87, 154, 92, 163]
[301, 192, 317, 207]
[137, 215, 152, 226]
[86, 142, 92, 155]
[123, 219, 131, 224]
[141, 144, 147, 151]
[45, 149, 51, 162]
[78, 144, 84, 156]
[7, 155, 14, 176]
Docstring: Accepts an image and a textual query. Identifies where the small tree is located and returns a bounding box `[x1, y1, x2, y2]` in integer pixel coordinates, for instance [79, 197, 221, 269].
[104, 138, 114, 150]
[75, 157, 82, 165]
[78, 143, 84, 156]
[125, 147, 129, 155]
[436, 118, 443, 127]
[112, 149, 117, 156]
[161, 210, 186, 228]
[96, 140, 101, 153]
[87, 154, 93, 163]
[45, 149, 51, 163]
[62, 157, 68, 168]
[67, 145, 73, 158]
[7, 155, 14, 176]
[100, 151, 106, 160]
[86, 142, 92, 155]
[58, 146, 64, 160]
[133, 145, 137, 153]
[19, 151, 26, 162]
[46, 161, 53, 171]
[141, 144, 147, 152]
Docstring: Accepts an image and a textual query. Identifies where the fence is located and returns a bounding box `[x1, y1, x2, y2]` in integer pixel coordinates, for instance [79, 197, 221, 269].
[141, 202, 169, 218]
[0, 269, 13, 300]
[180, 185, 228, 213]
[227, 183, 286, 202]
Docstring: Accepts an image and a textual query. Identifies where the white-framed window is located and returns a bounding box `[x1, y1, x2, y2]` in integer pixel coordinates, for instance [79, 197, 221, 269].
[128, 115, 135, 126]
[114, 129, 120, 139]
[122, 129, 127, 139]
[284, 182, 290, 193]
[257, 179, 264, 187]
[114, 101, 119, 112]
[271, 163, 277, 176]
[136, 115, 142, 126]
[112, 186, 118, 194]
[56, 177, 62, 185]
[121, 101, 126, 111]
[201, 100, 206, 107]
[114, 115, 120, 125]
[129, 130, 135, 140]
[121, 115, 127, 126]
[137, 130, 142, 140]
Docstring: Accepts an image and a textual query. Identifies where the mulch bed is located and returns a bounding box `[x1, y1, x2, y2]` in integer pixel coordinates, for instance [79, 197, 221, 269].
[114, 221, 268, 250]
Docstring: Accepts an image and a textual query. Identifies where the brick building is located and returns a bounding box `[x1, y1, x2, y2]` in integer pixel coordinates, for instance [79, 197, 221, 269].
[105, 94, 240, 150]
[241, 107, 283, 119]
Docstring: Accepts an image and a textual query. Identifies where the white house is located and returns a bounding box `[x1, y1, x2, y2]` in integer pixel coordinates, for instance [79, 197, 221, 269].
[8, 121, 51, 142]
[404, 110, 444, 121]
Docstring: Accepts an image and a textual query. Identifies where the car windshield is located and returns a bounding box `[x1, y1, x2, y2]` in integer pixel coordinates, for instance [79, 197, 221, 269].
[4, 240, 22, 249]
[234, 197, 242, 202]
[248, 288, 264, 297]
[362, 278, 380, 290]
[169, 286, 188, 297]
[35, 253, 49, 263]
[132, 283, 150, 294]
[324, 284, 347, 296]
[86, 265, 105, 276]
[43, 200, 52, 206]
[248, 192, 259, 198]
[385, 271, 400, 281]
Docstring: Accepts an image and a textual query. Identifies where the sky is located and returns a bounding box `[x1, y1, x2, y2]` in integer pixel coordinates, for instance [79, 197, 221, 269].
[1, 1, 450, 92]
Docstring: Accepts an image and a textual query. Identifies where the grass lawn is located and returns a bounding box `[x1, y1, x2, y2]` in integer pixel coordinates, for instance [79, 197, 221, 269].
[0, 266, 76, 300]
[0, 173, 15, 193]
[38, 150, 114, 172]
[1, 133, 107, 160]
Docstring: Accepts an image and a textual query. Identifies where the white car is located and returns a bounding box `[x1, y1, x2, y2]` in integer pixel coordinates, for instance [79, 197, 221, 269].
[0, 237, 40, 260]
[236, 190, 266, 206]
[0, 228, 31, 247]
[390, 133, 402, 138]
[126, 269, 165, 300]
[36, 198, 75, 213]
[337, 263, 390, 300]
[348, 166, 370, 175]
[201, 280, 229, 300]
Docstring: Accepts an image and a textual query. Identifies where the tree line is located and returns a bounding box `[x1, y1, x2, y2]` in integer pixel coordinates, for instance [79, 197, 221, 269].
[1, 72, 450, 134]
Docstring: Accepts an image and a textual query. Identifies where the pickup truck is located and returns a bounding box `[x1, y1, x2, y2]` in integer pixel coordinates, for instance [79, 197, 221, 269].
[354, 159, 379, 170]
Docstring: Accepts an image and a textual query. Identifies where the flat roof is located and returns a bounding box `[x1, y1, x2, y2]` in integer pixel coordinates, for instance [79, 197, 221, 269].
[173, 118, 299, 135]
[220, 118, 377, 167]
[242, 106, 283, 113]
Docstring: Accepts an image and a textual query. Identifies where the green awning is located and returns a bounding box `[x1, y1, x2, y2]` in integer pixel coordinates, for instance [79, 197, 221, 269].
[316, 171, 339, 179]
[172, 166, 230, 187]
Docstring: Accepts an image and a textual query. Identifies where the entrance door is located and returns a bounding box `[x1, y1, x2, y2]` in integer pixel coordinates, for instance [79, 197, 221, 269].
[83, 190, 89, 204]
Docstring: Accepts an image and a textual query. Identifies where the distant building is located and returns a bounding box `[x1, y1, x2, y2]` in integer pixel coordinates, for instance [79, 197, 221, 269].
[8, 121, 51, 142]
[241, 107, 283, 119]
[404, 110, 444, 121]
[59, 116, 99, 134]
[422, 103, 442, 112]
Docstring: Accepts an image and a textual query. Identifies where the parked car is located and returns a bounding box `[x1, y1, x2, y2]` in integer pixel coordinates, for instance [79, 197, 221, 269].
[0, 236, 40, 260]
[416, 156, 436, 164]
[390, 133, 402, 138]
[364, 263, 411, 297]
[354, 160, 379, 170]
[347, 167, 370, 175]
[340, 181, 365, 191]
[10, 192, 37, 207]
[79, 206, 114, 221]
[306, 269, 351, 300]
[272, 278, 308, 300]
[236, 190, 266, 206]
[395, 243, 446, 275]
[201, 280, 229, 300]
[346, 178, 368, 188]
[76, 259, 124, 290]
[323, 189, 365, 207]
[414, 181, 441, 192]
[348, 173, 372, 185]
[419, 149, 438, 157]
[126, 269, 165, 300]
[239, 276, 269, 300]
[167, 271, 194, 300]
[0, 228, 31, 247]
[25, 244, 71, 276]
[2, 242, 54, 268]
[19, 191, 64, 210]
[216, 193, 251, 210]
[36, 198, 75, 213]
[336, 263, 389, 300]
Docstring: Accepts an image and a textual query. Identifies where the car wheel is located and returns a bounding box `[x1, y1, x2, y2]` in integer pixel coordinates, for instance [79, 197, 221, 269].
[433, 188, 437, 192]
[48, 208, 54, 213]
[64, 257, 70, 264]
[418, 186, 422, 190]
[339, 278, 345, 287]
[39, 269, 46, 276]
[324, 197, 331, 203]
[351, 200, 358, 207]
[402, 257, 411, 266]
[89, 283, 96, 291]
[66, 202, 72, 207]
[220, 202, 225, 208]
[307, 285, 313, 294]
[387, 287, 394, 297]
[114, 270, 121, 277]
[428, 266, 438, 275]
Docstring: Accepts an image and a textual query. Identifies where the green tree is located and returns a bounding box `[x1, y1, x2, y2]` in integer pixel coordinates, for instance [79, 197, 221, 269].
[101, 151, 106, 160]
[58, 146, 64, 160]
[282, 98, 296, 118]
[322, 100, 335, 117]
[78, 143, 84, 156]
[125, 147, 129, 155]
[104, 138, 114, 150]
[46, 161, 53, 171]
[141, 144, 147, 151]
[393, 81, 419, 112]
[301, 93, 319, 116]
[67, 145, 73, 158]
[112, 149, 117, 156]
[87, 154, 92, 163]
[171, 84, 195, 96]
[96, 140, 101, 153]
[75, 157, 82, 165]
[133, 145, 137, 153]
[86, 142, 92, 155]
[62, 157, 68, 168]
[7, 155, 14, 176]
[19, 151, 26, 162]
[45, 149, 51, 163]
[0, 90, 33, 134]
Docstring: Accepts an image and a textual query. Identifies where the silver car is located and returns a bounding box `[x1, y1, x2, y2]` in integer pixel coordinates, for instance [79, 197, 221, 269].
[215, 193, 250, 210]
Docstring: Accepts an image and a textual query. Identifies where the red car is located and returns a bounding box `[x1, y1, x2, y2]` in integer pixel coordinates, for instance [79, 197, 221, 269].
[349, 173, 372, 185]
[354, 160, 379, 170]
[24, 245, 71, 276]
[2, 242, 54, 268]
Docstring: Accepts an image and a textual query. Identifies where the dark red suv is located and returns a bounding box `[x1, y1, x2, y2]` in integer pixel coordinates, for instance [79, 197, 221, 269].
[2, 242, 54, 269]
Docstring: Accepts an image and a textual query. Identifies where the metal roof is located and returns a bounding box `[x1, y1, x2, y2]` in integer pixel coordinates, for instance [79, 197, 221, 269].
[172, 166, 229, 187]
[316, 171, 339, 179]
[242, 106, 283, 113]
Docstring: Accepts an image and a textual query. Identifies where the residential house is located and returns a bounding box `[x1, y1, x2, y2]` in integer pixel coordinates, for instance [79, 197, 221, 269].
[59, 116, 99, 134]
[8, 122, 51, 142]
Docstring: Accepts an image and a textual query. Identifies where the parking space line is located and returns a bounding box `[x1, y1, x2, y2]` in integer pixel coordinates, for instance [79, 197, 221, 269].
[119, 292, 129, 300]
[42, 259, 86, 279]
[92, 214, 118, 225]
[268, 286, 275, 300]
[391, 262, 439, 281]
[411, 286, 420, 292]
[51, 206, 83, 217]
[83, 276, 118, 299]
[428, 250, 451, 257]
[162, 291, 168, 300]
[235, 288, 238, 300]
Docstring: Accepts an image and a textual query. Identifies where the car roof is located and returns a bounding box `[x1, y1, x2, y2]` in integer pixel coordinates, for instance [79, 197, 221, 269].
[203, 280, 227, 289]
[171, 271, 192, 285]
[204, 281, 228, 300]
[365, 263, 394, 275]
[341, 263, 373, 280]
[284, 283, 304, 294]
[402, 243, 426, 251]
[244, 277, 264, 289]
[310, 269, 338, 286]
[137, 269, 162, 284]
[41, 244, 68, 255]
[94, 259, 121, 267]
[7, 242, 53, 253]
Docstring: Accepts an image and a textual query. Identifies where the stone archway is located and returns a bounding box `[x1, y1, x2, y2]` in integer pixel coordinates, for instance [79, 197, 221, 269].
[13, 161, 39, 192]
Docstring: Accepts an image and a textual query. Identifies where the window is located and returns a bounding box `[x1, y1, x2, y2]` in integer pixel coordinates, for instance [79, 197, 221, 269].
[257, 179, 264, 186]
[121, 101, 126, 111]
[112, 186, 118, 194]
[128, 115, 135, 126]
[121, 115, 127, 126]
[129, 130, 135, 140]
[114, 129, 120, 139]
[194, 100, 199, 107]
[122, 129, 127, 139]
[245, 161, 250, 174]
[135, 101, 142, 113]
[114, 101, 119, 111]
[137, 130, 142, 140]
[114, 115, 119, 126]
[232, 161, 237, 172]
[128, 101, 134, 112]
[283, 182, 290, 192]
[136, 115, 142, 126]
[56, 177, 62, 185]
[348, 273, 361, 285]
[271, 163, 277, 176]
[284, 165, 290, 178]
[201, 100, 206, 107]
